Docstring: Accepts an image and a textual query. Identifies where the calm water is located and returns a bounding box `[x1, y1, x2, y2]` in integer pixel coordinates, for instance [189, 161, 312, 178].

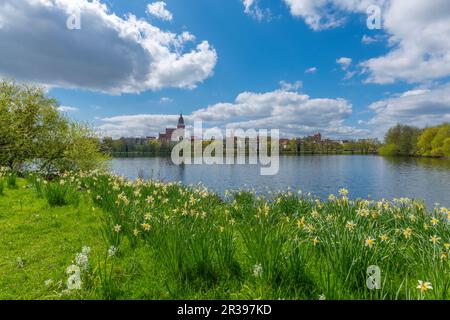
[110, 155, 450, 208]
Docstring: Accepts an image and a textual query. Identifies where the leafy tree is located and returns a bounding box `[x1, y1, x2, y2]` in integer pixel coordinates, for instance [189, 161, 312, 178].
[443, 138, 450, 157]
[417, 124, 450, 157]
[417, 127, 439, 156]
[0, 80, 108, 173]
[382, 124, 421, 156]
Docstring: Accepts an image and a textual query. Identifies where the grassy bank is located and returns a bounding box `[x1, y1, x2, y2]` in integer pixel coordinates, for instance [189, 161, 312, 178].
[1, 171, 450, 300]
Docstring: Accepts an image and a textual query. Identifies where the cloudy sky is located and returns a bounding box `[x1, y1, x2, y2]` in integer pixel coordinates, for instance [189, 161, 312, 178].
[1, 0, 450, 139]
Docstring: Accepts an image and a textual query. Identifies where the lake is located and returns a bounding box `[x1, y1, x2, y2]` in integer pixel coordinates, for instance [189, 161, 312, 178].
[110, 155, 450, 208]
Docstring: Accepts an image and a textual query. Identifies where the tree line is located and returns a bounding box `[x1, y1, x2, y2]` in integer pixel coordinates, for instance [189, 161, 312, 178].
[379, 123, 450, 157]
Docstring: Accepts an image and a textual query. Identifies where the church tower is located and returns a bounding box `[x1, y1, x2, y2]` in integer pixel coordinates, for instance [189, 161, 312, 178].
[177, 113, 185, 129]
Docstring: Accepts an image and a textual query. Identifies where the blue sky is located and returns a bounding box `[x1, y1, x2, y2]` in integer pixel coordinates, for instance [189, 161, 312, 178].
[1, 0, 450, 139]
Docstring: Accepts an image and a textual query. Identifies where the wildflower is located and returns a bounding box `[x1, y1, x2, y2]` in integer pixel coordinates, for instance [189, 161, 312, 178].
[108, 245, 118, 257]
[142, 223, 151, 231]
[81, 246, 91, 255]
[75, 252, 89, 271]
[408, 214, 417, 222]
[444, 243, 450, 250]
[328, 194, 336, 201]
[431, 217, 439, 226]
[380, 234, 389, 242]
[44, 279, 53, 287]
[66, 264, 80, 275]
[144, 213, 151, 221]
[440, 252, 448, 261]
[424, 223, 429, 230]
[430, 235, 441, 245]
[16, 257, 25, 269]
[310, 210, 319, 218]
[67, 271, 82, 290]
[356, 208, 370, 217]
[113, 224, 122, 233]
[365, 237, 375, 248]
[346, 221, 356, 231]
[311, 237, 320, 246]
[253, 263, 263, 278]
[219, 226, 225, 233]
[297, 217, 306, 229]
[417, 280, 432, 293]
[403, 227, 413, 239]
[133, 229, 140, 237]
[318, 294, 326, 300]
[339, 188, 349, 197]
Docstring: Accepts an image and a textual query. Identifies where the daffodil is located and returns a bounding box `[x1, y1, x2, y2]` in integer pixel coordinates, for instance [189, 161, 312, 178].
[403, 227, 413, 239]
[431, 217, 439, 226]
[338, 188, 349, 197]
[365, 237, 375, 248]
[346, 221, 356, 231]
[417, 280, 432, 293]
[430, 235, 441, 245]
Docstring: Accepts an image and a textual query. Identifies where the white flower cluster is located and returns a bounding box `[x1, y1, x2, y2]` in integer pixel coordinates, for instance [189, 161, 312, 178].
[253, 263, 263, 278]
[66, 246, 90, 290]
[108, 245, 118, 257]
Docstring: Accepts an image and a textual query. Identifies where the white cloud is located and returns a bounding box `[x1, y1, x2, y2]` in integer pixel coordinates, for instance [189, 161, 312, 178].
[242, 0, 271, 21]
[279, 80, 302, 91]
[283, 1, 450, 84]
[305, 67, 318, 74]
[361, 34, 384, 45]
[159, 97, 173, 103]
[98, 114, 180, 138]
[146, 1, 173, 22]
[336, 57, 355, 80]
[336, 57, 352, 70]
[362, 0, 450, 84]
[366, 83, 450, 137]
[99, 87, 367, 139]
[58, 106, 79, 112]
[283, 0, 386, 31]
[0, 0, 217, 94]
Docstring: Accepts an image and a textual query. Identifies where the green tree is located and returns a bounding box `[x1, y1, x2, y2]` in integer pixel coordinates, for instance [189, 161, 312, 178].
[0, 80, 108, 173]
[382, 124, 421, 156]
[417, 127, 439, 156]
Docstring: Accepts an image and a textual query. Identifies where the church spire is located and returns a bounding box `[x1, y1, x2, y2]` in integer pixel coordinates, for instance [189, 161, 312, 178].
[177, 113, 185, 129]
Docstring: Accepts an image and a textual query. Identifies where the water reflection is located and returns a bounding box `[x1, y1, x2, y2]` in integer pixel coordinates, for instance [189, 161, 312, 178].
[110, 155, 450, 208]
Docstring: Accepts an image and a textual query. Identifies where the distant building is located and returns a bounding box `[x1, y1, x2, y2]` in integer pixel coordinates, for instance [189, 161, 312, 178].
[158, 114, 186, 144]
[312, 132, 322, 142]
[279, 138, 290, 150]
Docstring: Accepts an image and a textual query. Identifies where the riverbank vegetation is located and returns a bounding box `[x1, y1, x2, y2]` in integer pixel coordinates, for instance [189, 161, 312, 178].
[379, 124, 450, 158]
[1, 168, 449, 300]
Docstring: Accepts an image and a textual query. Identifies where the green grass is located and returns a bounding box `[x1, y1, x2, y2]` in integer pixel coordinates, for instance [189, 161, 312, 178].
[1, 174, 450, 300]
[0, 180, 103, 299]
